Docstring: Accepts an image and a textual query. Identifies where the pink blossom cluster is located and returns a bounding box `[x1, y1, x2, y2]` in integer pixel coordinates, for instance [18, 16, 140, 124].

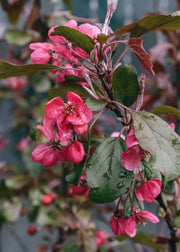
[29, 20, 101, 85]
[32, 92, 92, 167]
[110, 208, 159, 237]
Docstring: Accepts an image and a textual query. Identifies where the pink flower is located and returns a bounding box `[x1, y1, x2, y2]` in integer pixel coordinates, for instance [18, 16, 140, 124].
[31, 116, 67, 167]
[95, 230, 107, 246]
[49, 20, 101, 58]
[46, 92, 92, 144]
[16, 136, 29, 151]
[6, 77, 26, 91]
[121, 129, 148, 171]
[125, 210, 159, 237]
[136, 179, 162, 203]
[110, 209, 159, 237]
[29, 42, 57, 64]
[0, 136, 9, 148]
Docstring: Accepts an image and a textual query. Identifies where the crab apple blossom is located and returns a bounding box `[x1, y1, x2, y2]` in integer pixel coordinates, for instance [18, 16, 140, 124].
[48, 19, 101, 58]
[6, 76, 26, 91]
[46, 92, 92, 144]
[136, 178, 162, 203]
[29, 42, 57, 64]
[110, 209, 159, 237]
[32, 116, 67, 167]
[121, 129, 148, 171]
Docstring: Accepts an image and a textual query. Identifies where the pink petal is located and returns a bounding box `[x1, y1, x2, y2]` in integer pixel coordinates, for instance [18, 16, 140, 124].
[67, 92, 84, 108]
[30, 49, 51, 64]
[66, 141, 85, 164]
[37, 116, 55, 140]
[124, 216, 137, 237]
[42, 148, 59, 167]
[137, 211, 159, 223]
[136, 179, 162, 203]
[48, 26, 65, 43]
[126, 129, 139, 148]
[79, 23, 101, 38]
[121, 147, 141, 171]
[32, 144, 50, 162]
[57, 124, 72, 144]
[46, 97, 64, 119]
[110, 217, 119, 235]
[73, 123, 88, 135]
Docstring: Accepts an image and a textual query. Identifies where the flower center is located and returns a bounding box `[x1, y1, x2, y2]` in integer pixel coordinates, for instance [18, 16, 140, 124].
[63, 104, 76, 116]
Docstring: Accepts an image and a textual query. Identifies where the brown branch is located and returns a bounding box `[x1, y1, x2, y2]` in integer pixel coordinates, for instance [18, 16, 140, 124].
[156, 194, 178, 252]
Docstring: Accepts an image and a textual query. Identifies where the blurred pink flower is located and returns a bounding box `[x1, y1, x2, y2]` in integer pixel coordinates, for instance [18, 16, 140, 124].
[6, 77, 26, 91]
[95, 230, 107, 246]
[0, 136, 9, 148]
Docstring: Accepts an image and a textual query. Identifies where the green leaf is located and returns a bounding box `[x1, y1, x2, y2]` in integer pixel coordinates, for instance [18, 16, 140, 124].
[5, 174, 31, 190]
[3, 197, 22, 223]
[0, 59, 60, 79]
[63, 0, 73, 13]
[65, 158, 86, 185]
[86, 137, 133, 203]
[132, 232, 166, 251]
[114, 14, 180, 38]
[112, 65, 139, 107]
[130, 15, 180, 37]
[174, 216, 180, 228]
[63, 243, 81, 252]
[5, 29, 32, 46]
[131, 111, 180, 182]
[64, 74, 87, 83]
[48, 83, 91, 100]
[51, 26, 95, 54]
[85, 98, 107, 111]
[151, 105, 180, 118]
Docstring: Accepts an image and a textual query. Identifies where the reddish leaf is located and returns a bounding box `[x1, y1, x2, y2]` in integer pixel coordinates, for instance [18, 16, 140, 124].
[122, 38, 154, 75]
